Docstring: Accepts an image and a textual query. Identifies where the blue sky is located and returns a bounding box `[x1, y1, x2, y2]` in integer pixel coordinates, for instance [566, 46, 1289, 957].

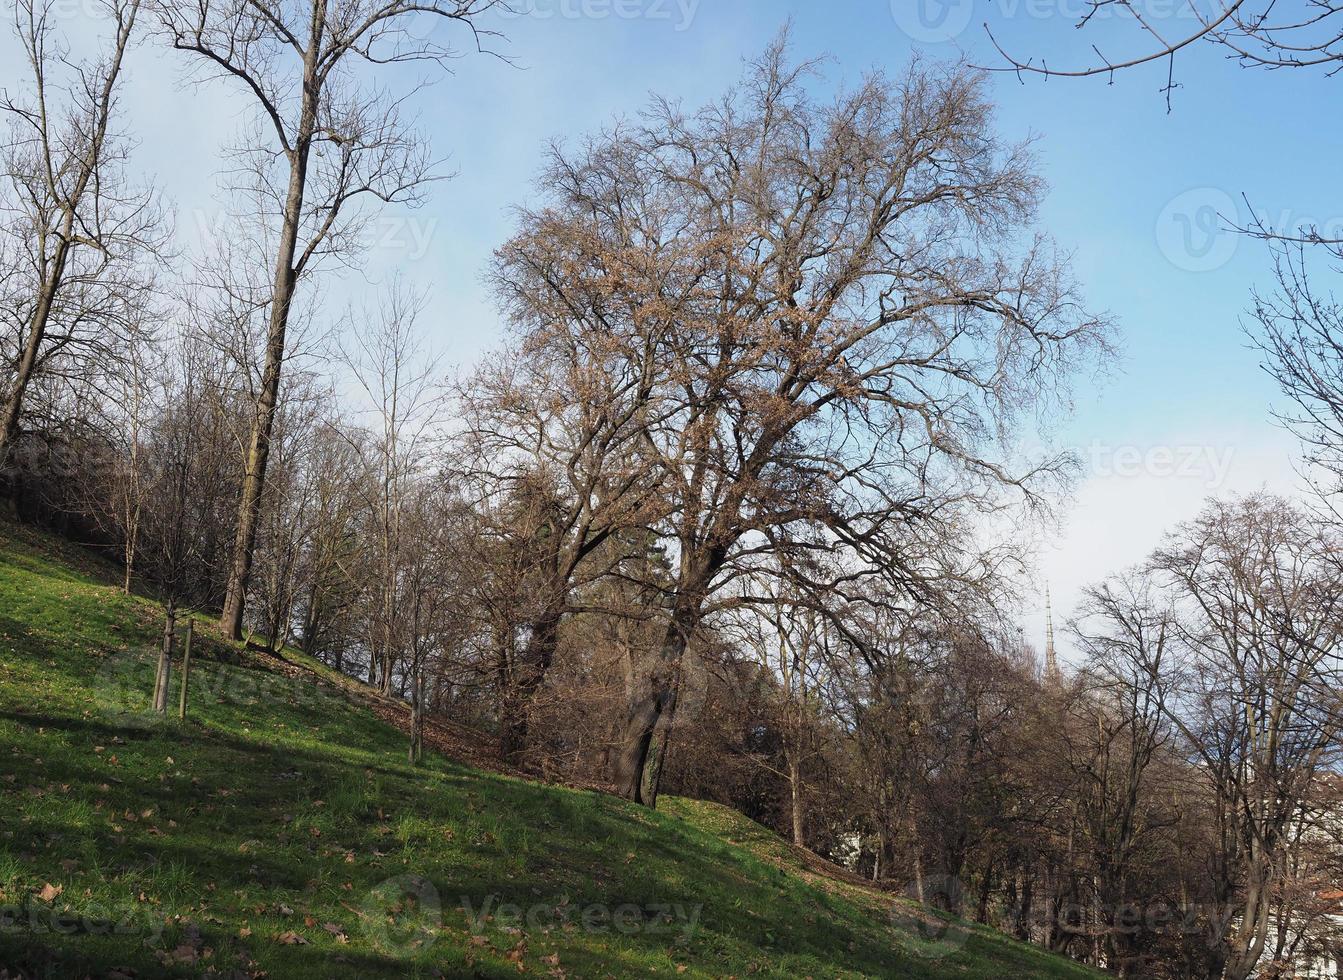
[3, 0, 1334, 659]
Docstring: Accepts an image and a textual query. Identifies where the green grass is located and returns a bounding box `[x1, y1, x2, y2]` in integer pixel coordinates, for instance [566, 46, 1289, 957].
[0, 518, 1103, 979]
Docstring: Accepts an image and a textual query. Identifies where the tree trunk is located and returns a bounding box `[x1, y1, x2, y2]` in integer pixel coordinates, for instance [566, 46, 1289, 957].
[611, 616, 688, 803]
[976, 865, 993, 924]
[1224, 857, 1273, 980]
[612, 547, 721, 803]
[380, 647, 394, 697]
[499, 606, 563, 759]
[153, 602, 176, 714]
[0, 241, 69, 469]
[178, 618, 193, 721]
[787, 752, 805, 847]
[408, 665, 423, 764]
[122, 511, 138, 595]
[1015, 869, 1034, 941]
[219, 30, 322, 641]
[642, 721, 676, 810]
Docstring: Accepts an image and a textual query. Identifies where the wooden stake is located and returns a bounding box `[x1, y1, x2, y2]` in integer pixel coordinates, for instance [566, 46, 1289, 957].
[178, 618, 193, 721]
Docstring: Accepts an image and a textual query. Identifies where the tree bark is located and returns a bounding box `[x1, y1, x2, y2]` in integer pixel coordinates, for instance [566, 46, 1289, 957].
[0, 240, 69, 469]
[219, 7, 324, 640]
[0, 0, 137, 469]
[178, 618, 193, 721]
[787, 752, 805, 847]
[499, 606, 562, 759]
[153, 602, 176, 714]
[409, 665, 423, 764]
[612, 616, 689, 802]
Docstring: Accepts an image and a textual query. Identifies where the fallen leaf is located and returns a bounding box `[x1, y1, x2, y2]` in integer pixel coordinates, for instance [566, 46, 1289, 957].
[37, 882, 61, 903]
[275, 930, 308, 945]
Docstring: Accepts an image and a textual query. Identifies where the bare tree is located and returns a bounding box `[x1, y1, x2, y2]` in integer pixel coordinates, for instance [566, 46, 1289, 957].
[495, 36, 1110, 802]
[152, 0, 504, 638]
[1068, 574, 1182, 976]
[398, 481, 461, 763]
[1250, 246, 1343, 499]
[250, 367, 330, 652]
[343, 281, 445, 695]
[1146, 494, 1343, 980]
[985, 1, 1343, 112]
[0, 0, 163, 478]
[294, 421, 365, 666]
[455, 308, 665, 757]
[731, 580, 834, 848]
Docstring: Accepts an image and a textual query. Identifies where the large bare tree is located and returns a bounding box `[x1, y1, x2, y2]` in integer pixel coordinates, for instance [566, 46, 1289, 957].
[0, 0, 163, 478]
[495, 36, 1111, 802]
[1147, 494, 1343, 980]
[455, 303, 666, 757]
[343, 280, 445, 695]
[153, 0, 503, 638]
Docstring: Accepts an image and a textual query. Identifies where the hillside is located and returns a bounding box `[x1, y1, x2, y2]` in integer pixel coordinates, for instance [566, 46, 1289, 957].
[0, 518, 1102, 979]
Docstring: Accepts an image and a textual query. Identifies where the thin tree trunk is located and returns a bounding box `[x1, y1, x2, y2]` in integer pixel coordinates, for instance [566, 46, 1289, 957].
[0, 0, 138, 471]
[0, 242, 69, 468]
[1015, 869, 1034, 941]
[153, 602, 176, 714]
[612, 613, 692, 802]
[409, 664, 423, 764]
[220, 13, 323, 640]
[977, 865, 994, 924]
[788, 752, 805, 847]
[178, 618, 193, 721]
[122, 506, 138, 594]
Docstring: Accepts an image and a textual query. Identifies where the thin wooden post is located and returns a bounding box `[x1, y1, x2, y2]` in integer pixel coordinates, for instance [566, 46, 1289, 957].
[153, 603, 176, 714]
[409, 667, 424, 765]
[178, 618, 193, 721]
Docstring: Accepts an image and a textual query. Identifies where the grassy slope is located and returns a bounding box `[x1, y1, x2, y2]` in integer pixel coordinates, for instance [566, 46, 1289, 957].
[0, 519, 1101, 979]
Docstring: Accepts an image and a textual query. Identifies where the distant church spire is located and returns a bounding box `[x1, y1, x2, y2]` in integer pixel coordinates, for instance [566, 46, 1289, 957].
[1044, 584, 1059, 682]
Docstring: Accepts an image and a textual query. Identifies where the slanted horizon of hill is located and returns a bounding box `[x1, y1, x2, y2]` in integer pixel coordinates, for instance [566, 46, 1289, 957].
[0, 517, 1102, 979]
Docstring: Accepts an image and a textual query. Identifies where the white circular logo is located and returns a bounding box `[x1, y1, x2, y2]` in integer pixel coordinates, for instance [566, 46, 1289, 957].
[890, 875, 972, 959]
[90, 649, 159, 730]
[361, 874, 442, 957]
[1156, 187, 1238, 272]
[890, 0, 975, 43]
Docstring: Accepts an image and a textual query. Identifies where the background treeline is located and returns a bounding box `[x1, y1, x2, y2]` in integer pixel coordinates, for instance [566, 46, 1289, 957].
[4, 2, 1343, 977]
